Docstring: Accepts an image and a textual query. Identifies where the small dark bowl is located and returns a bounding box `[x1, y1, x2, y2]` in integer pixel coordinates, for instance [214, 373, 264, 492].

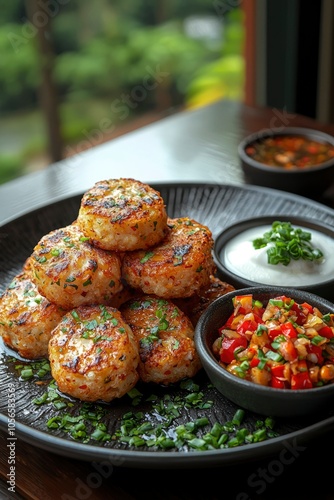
[214, 215, 334, 302]
[238, 127, 334, 197]
[194, 286, 334, 418]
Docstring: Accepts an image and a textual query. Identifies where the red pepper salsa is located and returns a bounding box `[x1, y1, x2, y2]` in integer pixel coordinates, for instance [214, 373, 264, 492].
[245, 135, 334, 169]
[212, 294, 334, 389]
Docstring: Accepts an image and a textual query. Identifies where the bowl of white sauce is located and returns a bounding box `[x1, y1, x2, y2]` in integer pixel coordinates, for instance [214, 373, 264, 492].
[214, 216, 334, 301]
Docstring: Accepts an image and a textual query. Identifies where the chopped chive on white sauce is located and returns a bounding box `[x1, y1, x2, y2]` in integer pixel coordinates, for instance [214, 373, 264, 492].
[221, 224, 334, 286]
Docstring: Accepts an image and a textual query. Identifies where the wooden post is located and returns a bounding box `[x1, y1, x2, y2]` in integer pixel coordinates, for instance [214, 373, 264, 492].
[25, 0, 64, 163]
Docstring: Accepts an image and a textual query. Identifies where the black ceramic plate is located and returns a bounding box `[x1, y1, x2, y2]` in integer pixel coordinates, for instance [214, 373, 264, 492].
[1, 182, 334, 469]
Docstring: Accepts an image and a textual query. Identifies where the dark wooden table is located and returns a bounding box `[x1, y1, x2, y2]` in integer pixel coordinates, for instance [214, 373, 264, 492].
[1, 100, 334, 499]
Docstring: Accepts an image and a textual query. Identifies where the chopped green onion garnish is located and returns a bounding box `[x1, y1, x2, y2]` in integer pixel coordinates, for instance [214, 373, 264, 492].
[312, 335, 326, 345]
[253, 221, 323, 266]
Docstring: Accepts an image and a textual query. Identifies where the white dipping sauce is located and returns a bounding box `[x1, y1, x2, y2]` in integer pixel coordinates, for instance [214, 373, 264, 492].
[222, 224, 334, 286]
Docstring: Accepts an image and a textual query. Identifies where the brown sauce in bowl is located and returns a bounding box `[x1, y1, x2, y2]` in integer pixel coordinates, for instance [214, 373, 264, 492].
[245, 135, 334, 169]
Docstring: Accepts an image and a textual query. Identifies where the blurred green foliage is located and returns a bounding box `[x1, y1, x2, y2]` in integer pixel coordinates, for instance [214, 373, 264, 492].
[0, 24, 39, 110]
[0, 0, 244, 184]
[0, 155, 25, 184]
[55, 21, 216, 106]
[186, 9, 244, 108]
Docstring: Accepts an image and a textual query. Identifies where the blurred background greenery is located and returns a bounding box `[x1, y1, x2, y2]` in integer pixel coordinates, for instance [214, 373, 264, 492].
[0, 0, 244, 184]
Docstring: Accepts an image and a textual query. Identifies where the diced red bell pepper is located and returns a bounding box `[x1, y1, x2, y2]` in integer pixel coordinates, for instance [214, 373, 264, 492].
[307, 344, 324, 364]
[273, 376, 285, 388]
[271, 376, 286, 388]
[271, 364, 285, 377]
[270, 364, 287, 388]
[318, 325, 334, 339]
[290, 302, 307, 324]
[222, 312, 237, 329]
[237, 319, 258, 335]
[300, 301, 313, 314]
[220, 335, 248, 364]
[291, 371, 313, 389]
[268, 327, 282, 341]
[253, 305, 265, 318]
[249, 356, 260, 368]
[281, 322, 297, 338]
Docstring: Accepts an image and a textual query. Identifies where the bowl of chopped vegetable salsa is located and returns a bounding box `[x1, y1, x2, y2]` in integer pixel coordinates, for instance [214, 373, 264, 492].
[238, 127, 334, 197]
[194, 286, 334, 418]
[214, 216, 334, 302]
